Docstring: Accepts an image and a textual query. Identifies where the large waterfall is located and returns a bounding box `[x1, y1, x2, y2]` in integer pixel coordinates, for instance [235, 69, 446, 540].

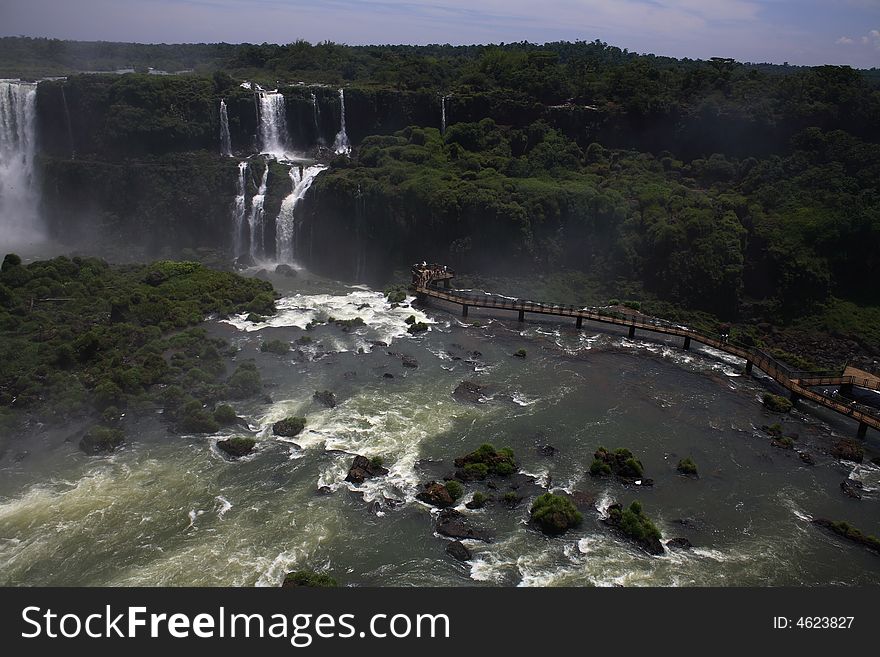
[333, 88, 351, 156]
[257, 90, 290, 158]
[0, 80, 40, 247]
[441, 95, 447, 135]
[219, 99, 232, 157]
[247, 162, 269, 258]
[276, 164, 327, 263]
[232, 161, 248, 256]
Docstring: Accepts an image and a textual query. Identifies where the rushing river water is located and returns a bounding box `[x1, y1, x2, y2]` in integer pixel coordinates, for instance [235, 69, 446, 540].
[1, 267, 878, 586]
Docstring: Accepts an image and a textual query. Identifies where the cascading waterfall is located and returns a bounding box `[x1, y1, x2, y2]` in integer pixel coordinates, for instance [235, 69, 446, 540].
[0, 79, 40, 246]
[219, 99, 232, 157]
[60, 85, 75, 159]
[257, 90, 290, 158]
[232, 161, 248, 256]
[248, 161, 270, 258]
[333, 88, 351, 156]
[276, 163, 327, 263]
[441, 95, 447, 135]
[310, 92, 323, 144]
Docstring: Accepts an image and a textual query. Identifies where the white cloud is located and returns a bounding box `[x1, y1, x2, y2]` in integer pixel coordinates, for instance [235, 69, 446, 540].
[836, 36, 855, 44]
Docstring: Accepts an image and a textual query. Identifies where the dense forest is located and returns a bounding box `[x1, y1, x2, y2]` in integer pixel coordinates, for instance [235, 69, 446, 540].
[4, 36, 880, 364]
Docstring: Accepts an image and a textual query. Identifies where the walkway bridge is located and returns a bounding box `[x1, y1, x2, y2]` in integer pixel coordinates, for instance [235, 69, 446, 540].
[411, 264, 880, 438]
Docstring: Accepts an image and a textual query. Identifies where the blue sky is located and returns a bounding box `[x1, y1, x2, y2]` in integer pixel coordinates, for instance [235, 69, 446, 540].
[1, 0, 878, 67]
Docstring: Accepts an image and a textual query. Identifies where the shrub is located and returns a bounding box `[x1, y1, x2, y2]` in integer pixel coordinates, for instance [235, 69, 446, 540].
[407, 321, 428, 334]
[79, 425, 125, 455]
[617, 500, 661, 542]
[445, 480, 464, 501]
[213, 404, 238, 425]
[530, 493, 583, 535]
[179, 401, 220, 434]
[226, 363, 262, 399]
[763, 393, 793, 413]
[384, 286, 408, 304]
[463, 462, 489, 479]
[514, 348, 527, 358]
[470, 492, 488, 508]
[677, 457, 698, 475]
[405, 315, 416, 325]
[282, 571, 338, 588]
[369, 455, 384, 469]
[454, 443, 517, 476]
[273, 416, 306, 437]
[590, 459, 612, 476]
[260, 339, 290, 354]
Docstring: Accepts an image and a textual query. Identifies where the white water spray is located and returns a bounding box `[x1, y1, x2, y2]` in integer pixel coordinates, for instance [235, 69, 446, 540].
[276, 164, 327, 263]
[333, 88, 351, 156]
[0, 80, 40, 247]
[248, 161, 270, 258]
[441, 95, 447, 135]
[257, 90, 290, 158]
[219, 99, 232, 157]
[232, 161, 248, 256]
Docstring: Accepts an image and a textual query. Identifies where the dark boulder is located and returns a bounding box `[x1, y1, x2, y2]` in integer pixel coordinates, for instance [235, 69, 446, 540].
[233, 253, 256, 270]
[435, 509, 492, 542]
[540, 444, 557, 457]
[275, 264, 297, 277]
[567, 491, 597, 512]
[831, 439, 864, 463]
[345, 455, 389, 484]
[666, 537, 694, 551]
[313, 389, 337, 408]
[445, 540, 472, 562]
[840, 479, 863, 500]
[453, 380, 486, 404]
[799, 451, 815, 466]
[402, 355, 419, 368]
[416, 481, 455, 507]
[217, 436, 256, 459]
[79, 426, 124, 455]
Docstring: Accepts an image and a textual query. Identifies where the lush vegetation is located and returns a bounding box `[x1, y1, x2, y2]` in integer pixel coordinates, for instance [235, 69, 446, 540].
[590, 447, 645, 479]
[763, 393, 793, 413]
[607, 501, 663, 554]
[677, 457, 698, 476]
[454, 443, 517, 479]
[0, 256, 275, 437]
[530, 493, 583, 535]
[281, 570, 338, 588]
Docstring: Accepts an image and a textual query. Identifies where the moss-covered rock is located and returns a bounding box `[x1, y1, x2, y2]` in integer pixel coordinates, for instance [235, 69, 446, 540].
[260, 339, 290, 354]
[213, 404, 239, 426]
[530, 493, 583, 535]
[281, 570, 338, 588]
[590, 446, 646, 481]
[273, 416, 306, 437]
[677, 457, 698, 476]
[79, 425, 125, 455]
[605, 500, 663, 555]
[762, 393, 793, 413]
[217, 436, 256, 459]
[454, 443, 517, 479]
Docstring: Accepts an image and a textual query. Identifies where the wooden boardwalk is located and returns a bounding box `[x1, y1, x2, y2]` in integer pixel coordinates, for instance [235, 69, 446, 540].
[411, 265, 880, 438]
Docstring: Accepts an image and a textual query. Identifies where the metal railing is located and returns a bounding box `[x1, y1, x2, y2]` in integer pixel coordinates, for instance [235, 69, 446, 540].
[412, 272, 880, 431]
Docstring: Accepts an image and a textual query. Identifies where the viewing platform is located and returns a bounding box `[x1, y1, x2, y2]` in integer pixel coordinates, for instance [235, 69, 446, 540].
[411, 264, 880, 438]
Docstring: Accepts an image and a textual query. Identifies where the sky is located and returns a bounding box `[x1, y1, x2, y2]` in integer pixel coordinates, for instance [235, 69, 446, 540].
[0, 0, 879, 68]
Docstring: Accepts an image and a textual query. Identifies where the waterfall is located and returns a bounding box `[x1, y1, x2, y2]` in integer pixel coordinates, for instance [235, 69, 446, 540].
[232, 161, 248, 256]
[310, 92, 323, 145]
[248, 161, 270, 258]
[276, 163, 327, 263]
[0, 80, 40, 247]
[61, 85, 75, 159]
[441, 95, 447, 135]
[333, 88, 351, 156]
[257, 90, 290, 158]
[219, 99, 232, 157]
